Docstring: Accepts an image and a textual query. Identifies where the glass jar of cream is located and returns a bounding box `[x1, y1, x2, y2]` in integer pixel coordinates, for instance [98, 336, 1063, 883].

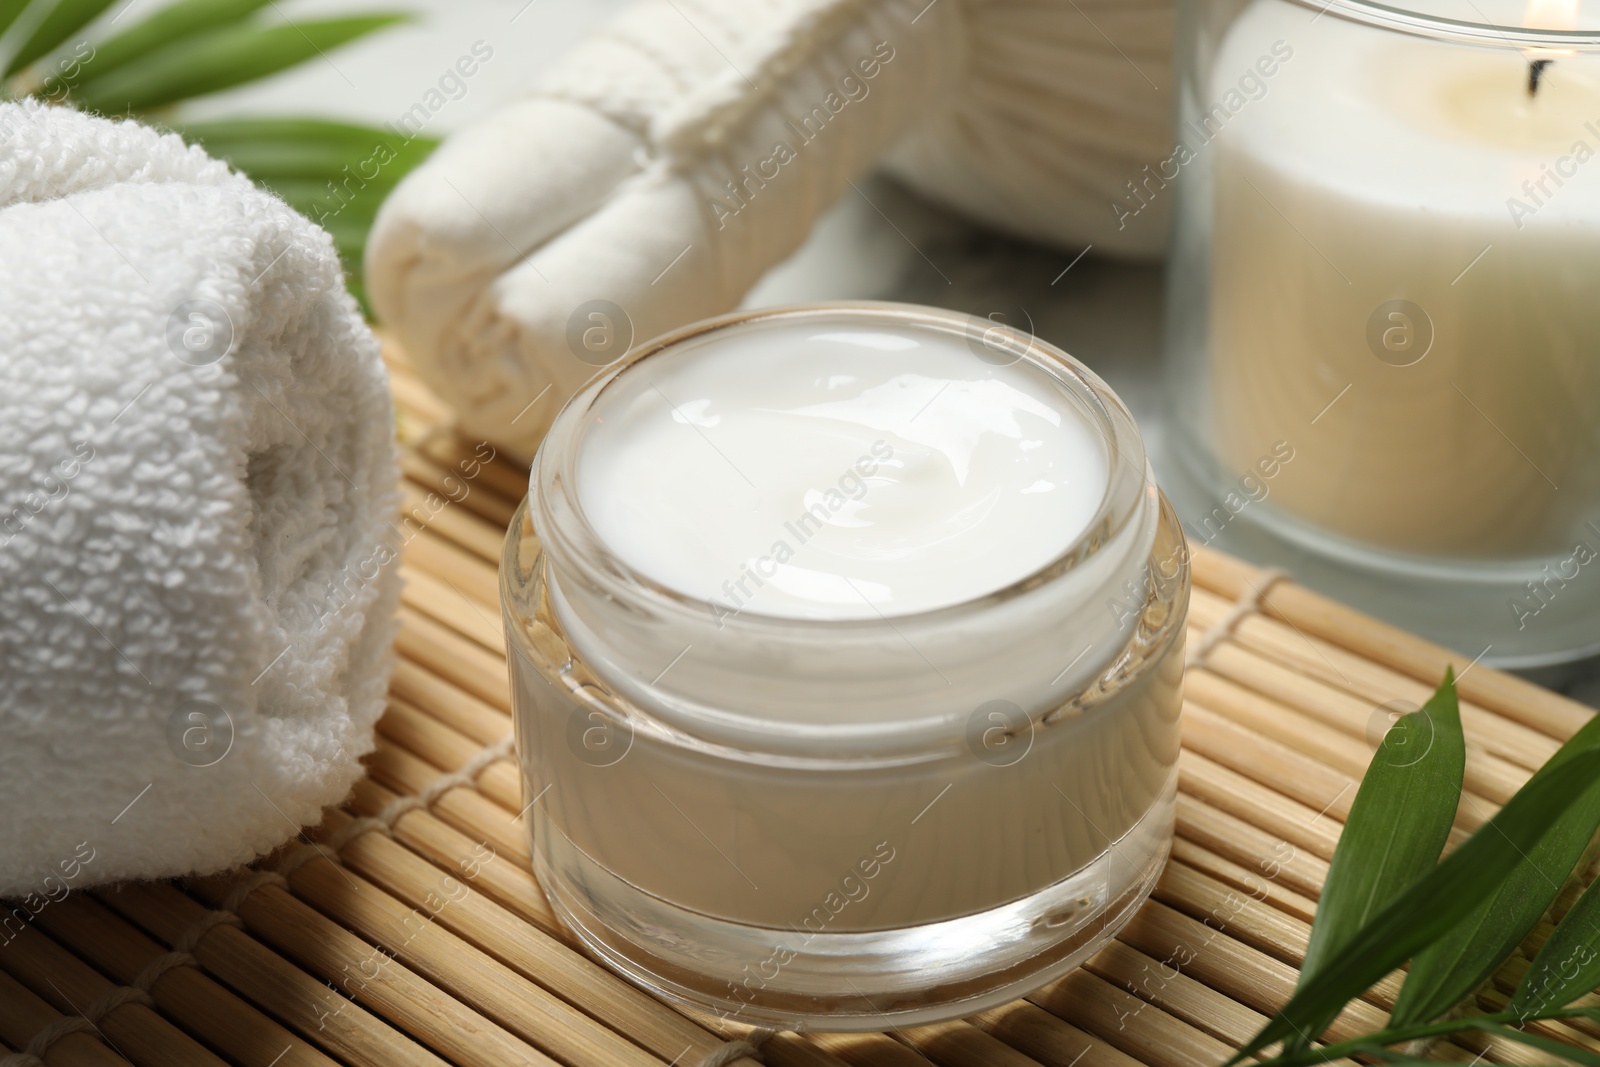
[501, 303, 1188, 1029]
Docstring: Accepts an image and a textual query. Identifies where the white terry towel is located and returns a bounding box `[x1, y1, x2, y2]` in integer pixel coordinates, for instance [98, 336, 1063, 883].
[366, 0, 1174, 459]
[0, 101, 400, 898]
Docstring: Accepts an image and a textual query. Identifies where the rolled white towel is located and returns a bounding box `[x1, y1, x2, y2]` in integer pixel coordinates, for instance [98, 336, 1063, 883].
[0, 100, 400, 898]
[367, 0, 1174, 457]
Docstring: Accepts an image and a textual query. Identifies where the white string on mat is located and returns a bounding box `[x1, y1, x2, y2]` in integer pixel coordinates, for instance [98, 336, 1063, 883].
[696, 1026, 776, 1067]
[0, 733, 518, 1066]
[0, 956, 173, 1067]
[276, 734, 517, 879]
[1185, 568, 1288, 671]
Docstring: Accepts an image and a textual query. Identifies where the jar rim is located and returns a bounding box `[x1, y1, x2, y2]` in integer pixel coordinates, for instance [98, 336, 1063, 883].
[1284, 0, 1600, 48]
[530, 301, 1152, 634]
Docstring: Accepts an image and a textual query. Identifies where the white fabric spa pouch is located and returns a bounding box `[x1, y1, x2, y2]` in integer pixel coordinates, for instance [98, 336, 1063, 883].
[367, 0, 1174, 457]
[0, 101, 400, 898]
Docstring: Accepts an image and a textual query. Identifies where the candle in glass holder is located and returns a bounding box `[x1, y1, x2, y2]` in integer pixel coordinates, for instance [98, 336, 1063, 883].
[1205, 0, 1600, 558]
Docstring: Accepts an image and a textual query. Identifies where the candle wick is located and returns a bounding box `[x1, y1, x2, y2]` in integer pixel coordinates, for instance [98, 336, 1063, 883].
[1529, 58, 1554, 97]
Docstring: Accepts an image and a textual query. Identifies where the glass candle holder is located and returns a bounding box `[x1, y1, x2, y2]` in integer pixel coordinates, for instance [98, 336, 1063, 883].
[1162, 0, 1600, 669]
[501, 303, 1189, 1029]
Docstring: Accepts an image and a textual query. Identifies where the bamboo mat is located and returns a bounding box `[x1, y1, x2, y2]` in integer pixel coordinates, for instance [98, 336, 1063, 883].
[3, 347, 1597, 1067]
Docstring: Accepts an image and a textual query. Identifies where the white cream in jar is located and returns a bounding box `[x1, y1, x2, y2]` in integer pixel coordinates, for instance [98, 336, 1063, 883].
[577, 319, 1110, 618]
[503, 303, 1188, 1029]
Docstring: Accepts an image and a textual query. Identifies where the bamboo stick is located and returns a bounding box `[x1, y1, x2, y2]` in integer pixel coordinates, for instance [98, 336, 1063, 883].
[741, 1034, 859, 1067]
[1173, 794, 1329, 901]
[402, 526, 502, 607]
[895, 1020, 1049, 1066]
[34, 894, 337, 1067]
[1154, 862, 1315, 973]
[415, 431, 532, 504]
[1176, 752, 1340, 862]
[400, 537, 499, 614]
[1183, 663, 1529, 809]
[1177, 723, 1351, 856]
[376, 699, 521, 812]
[306, 807, 756, 1067]
[389, 658, 511, 745]
[969, 1001, 1147, 1067]
[1085, 938, 1266, 1048]
[1029, 966, 1234, 1067]
[1184, 663, 1376, 779]
[397, 607, 512, 712]
[399, 482, 507, 564]
[400, 565, 503, 652]
[183, 873, 563, 1067]
[346, 776, 558, 937]
[1166, 838, 1317, 924]
[401, 450, 518, 530]
[362, 738, 529, 863]
[1189, 550, 1592, 742]
[96, 882, 452, 1067]
[806, 1030, 937, 1067]
[193, 856, 668, 1067]
[0, 967, 128, 1067]
[1132, 870, 1523, 1064]
[1181, 682, 1492, 845]
[1118, 899, 1387, 1041]
[1188, 589, 1562, 775]
[378, 334, 412, 371]
[0, 922, 226, 1067]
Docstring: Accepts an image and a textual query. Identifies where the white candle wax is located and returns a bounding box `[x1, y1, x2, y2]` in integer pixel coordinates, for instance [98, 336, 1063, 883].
[575, 319, 1110, 619]
[1206, 0, 1600, 557]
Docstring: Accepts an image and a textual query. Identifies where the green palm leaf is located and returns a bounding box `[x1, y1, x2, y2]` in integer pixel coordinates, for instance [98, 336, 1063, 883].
[5, 0, 118, 77]
[1290, 673, 1465, 1048]
[40, 0, 275, 91]
[1390, 710, 1600, 1026]
[71, 15, 409, 114]
[3, 0, 432, 307]
[1509, 840, 1600, 1017]
[0, 0, 32, 41]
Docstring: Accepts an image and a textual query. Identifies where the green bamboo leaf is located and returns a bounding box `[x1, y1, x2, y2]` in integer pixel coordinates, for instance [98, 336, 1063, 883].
[180, 117, 434, 179]
[1478, 1022, 1600, 1067]
[1228, 740, 1600, 1065]
[1262, 1006, 1600, 1067]
[1299, 673, 1464, 990]
[1390, 710, 1600, 1027]
[70, 14, 407, 114]
[46, 0, 274, 92]
[0, 0, 36, 42]
[1509, 868, 1600, 1017]
[5, 0, 115, 78]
